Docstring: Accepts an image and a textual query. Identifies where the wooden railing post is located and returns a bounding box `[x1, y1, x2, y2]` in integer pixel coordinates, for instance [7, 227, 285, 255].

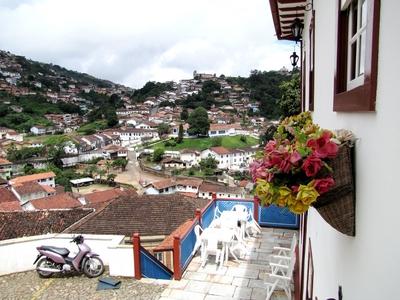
[132, 233, 141, 280]
[173, 235, 181, 280]
[253, 196, 259, 223]
[212, 192, 217, 201]
[195, 208, 202, 227]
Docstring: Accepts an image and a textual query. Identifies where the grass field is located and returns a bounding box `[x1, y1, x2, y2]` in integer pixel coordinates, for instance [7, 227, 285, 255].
[152, 135, 259, 151]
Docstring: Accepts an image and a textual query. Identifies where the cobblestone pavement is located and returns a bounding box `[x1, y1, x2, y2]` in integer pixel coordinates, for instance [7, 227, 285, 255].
[0, 269, 167, 300]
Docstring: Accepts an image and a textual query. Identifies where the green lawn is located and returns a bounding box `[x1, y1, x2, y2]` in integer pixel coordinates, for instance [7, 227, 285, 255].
[152, 135, 259, 151]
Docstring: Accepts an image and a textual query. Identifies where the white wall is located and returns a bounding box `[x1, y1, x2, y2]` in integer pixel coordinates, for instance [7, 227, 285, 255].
[301, 1, 400, 299]
[0, 234, 133, 277]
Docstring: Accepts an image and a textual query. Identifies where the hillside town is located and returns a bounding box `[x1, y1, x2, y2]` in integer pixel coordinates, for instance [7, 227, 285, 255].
[0, 50, 276, 215]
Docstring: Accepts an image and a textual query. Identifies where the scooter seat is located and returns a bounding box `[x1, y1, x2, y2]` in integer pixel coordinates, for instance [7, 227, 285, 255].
[41, 246, 70, 256]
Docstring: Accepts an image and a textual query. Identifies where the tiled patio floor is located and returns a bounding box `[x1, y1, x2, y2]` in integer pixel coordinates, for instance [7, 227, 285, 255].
[160, 227, 296, 300]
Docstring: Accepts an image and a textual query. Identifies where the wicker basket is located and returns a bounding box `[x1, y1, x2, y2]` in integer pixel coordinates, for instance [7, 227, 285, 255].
[312, 144, 355, 236]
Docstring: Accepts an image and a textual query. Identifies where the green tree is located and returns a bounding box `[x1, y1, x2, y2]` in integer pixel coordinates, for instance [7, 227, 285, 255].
[187, 107, 210, 136]
[85, 164, 98, 178]
[153, 148, 165, 162]
[199, 155, 218, 175]
[106, 108, 118, 127]
[157, 123, 170, 136]
[211, 137, 222, 147]
[277, 72, 301, 118]
[180, 108, 189, 121]
[177, 123, 184, 144]
[112, 158, 128, 171]
[260, 124, 278, 146]
[202, 80, 221, 95]
[107, 173, 117, 184]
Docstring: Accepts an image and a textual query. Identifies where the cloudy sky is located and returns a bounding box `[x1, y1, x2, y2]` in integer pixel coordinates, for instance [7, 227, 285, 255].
[0, 0, 293, 88]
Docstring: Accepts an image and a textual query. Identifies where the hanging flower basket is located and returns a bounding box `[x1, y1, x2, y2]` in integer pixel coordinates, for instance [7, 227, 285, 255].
[312, 143, 355, 236]
[250, 112, 355, 236]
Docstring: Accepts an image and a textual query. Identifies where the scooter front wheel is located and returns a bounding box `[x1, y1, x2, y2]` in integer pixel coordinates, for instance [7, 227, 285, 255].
[36, 258, 54, 278]
[82, 257, 104, 278]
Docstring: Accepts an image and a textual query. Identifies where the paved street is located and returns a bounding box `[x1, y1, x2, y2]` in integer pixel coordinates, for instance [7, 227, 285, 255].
[0, 269, 167, 300]
[115, 150, 166, 194]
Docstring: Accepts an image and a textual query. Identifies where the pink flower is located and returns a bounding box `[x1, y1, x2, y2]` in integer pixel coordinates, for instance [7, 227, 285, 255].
[302, 155, 323, 177]
[313, 177, 335, 194]
[290, 151, 301, 165]
[264, 140, 277, 153]
[307, 130, 338, 159]
[249, 160, 274, 182]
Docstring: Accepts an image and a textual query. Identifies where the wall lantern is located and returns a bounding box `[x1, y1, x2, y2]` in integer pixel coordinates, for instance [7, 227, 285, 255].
[290, 51, 299, 67]
[291, 18, 304, 42]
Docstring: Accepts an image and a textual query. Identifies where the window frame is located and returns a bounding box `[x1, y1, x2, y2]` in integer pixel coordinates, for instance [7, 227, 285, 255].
[333, 0, 380, 111]
[309, 10, 315, 111]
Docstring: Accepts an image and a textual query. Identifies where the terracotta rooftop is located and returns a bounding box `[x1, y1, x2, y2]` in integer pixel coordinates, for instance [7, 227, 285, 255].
[82, 188, 136, 205]
[67, 194, 209, 237]
[199, 182, 243, 194]
[9, 172, 55, 185]
[13, 181, 47, 196]
[210, 146, 231, 155]
[151, 178, 175, 190]
[153, 219, 193, 251]
[0, 209, 93, 241]
[0, 201, 22, 212]
[177, 178, 203, 187]
[0, 187, 19, 203]
[29, 193, 81, 210]
[0, 158, 11, 165]
[41, 185, 56, 194]
[209, 123, 241, 131]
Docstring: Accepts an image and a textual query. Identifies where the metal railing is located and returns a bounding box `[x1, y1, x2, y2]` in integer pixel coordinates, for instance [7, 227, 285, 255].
[133, 196, 299, 281]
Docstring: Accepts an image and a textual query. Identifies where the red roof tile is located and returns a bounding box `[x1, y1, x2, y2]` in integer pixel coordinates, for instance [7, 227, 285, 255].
[30, 193, 81, 210]
[0, 187, 18, 203]
[13, 181, 47, 196]
[0, 158, 11, 165]
[9, 172, 55, 185]
[83, 188, 135, 204]
[0, 201, 22, 212]
[67, 194, 209, 237]
[0, 209, 94, 241]
[210, 146, 231, 155]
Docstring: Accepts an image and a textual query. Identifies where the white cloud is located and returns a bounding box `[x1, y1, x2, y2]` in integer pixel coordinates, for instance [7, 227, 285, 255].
[0, 0, 293, 88]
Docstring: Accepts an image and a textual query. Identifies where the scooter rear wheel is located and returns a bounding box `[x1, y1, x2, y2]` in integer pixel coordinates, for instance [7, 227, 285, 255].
[82, 257, 104, 278]
[36, 258, 54, 278]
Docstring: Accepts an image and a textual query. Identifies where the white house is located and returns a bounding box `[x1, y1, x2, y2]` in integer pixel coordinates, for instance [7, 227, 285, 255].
[145, 178, 202, 196]
[30, 125, 47, 135]
[208, 123, 241, 137]
[180, 149, 201, 168]
[5, 131, 23, 142]
[9, 172, 56, 188]
[171, 123, 189, 137]
[201, 147, 257, 171]
[269, 1, 398, 299]
[198, 182, 244, 200]
[115, 128, 159, 147]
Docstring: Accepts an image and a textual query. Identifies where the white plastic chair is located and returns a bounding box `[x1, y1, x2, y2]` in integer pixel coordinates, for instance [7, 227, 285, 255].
[245, 209, 262, 237]
[201, 233, 222, 267]
[272, 233, 297, 266]
[231, 204, 248, 214]
[191, 224, 203, 256]
[265, 249, 296, 300]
